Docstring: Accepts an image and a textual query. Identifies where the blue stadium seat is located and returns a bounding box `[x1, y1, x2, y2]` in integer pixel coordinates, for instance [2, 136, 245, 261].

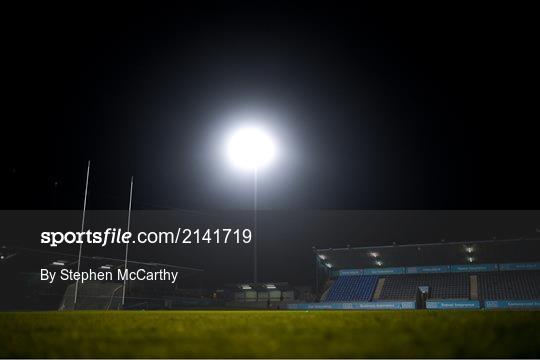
[325, 275, 378, 302]
[379, 273, 469, 300]
[324, 270, 540, 303]
[478, 270, 540, 300]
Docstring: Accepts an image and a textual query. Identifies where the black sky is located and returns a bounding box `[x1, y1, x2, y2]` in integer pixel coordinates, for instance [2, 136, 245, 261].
[3, 3, 539, 210]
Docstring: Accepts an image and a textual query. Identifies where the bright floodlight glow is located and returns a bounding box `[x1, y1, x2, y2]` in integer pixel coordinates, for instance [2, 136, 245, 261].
[226, 126, 276, 171]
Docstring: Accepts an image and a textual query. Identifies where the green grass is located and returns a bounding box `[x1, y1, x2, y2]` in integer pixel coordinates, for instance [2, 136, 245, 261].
[0, 310, 539, 358]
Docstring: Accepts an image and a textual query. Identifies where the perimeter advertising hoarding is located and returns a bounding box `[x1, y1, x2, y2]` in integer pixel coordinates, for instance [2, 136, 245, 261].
[287, 301, 416, 310]
[426, 300, 480, 309]
[484, 300, 540, 309]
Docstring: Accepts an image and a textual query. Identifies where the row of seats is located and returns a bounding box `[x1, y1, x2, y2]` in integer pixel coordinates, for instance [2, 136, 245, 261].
[323, 271, 540, 302]
[325, 275, 378, 301]
[379, 273, 468, 300]
[478, 271, 540, 300]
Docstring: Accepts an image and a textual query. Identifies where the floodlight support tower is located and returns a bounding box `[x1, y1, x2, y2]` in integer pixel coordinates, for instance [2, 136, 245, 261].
[253, 167, 258, 284]
[225, 124, 276, 284]
[74, 160, 90, 308]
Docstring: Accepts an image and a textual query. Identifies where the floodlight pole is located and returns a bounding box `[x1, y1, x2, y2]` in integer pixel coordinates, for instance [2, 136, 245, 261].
[253, 167, 258, 284]
[122, 176, 134, 308]
[74, 160, 91, 308]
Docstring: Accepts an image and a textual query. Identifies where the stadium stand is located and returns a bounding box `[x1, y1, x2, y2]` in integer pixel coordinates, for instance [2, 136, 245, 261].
[306, 238, 540, 310]
[314, 268, 540, 310]
[378, 273, 469, 300]
[478, 270, 540, 300]
[325, 275, 377, 301]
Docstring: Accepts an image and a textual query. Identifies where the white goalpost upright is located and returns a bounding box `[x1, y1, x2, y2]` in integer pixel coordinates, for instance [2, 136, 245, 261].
[122, 176, 134, 307]
[74, 160, 91, 308]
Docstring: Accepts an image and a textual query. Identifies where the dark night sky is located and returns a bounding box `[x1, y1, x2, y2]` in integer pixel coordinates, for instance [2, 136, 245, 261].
[2, 3, 539, 288]
[3, 4, 538, 210]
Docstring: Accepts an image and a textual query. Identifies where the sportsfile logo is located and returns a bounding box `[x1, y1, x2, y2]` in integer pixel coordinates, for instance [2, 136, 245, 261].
[40, 228, 252, 247]
[41, 228, 132, 247]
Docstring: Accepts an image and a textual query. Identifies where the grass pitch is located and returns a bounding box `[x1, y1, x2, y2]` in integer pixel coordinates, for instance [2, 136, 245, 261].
[0, 310, 539, 358]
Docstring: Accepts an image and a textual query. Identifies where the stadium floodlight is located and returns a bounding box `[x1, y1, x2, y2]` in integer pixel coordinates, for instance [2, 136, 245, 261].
[240, 284, 252, 290]
[224, 123, 279, 284]
[52, 260, 66, 266]
[375, 260, 383, 266]
[318, 254, 326, 260]
[465, 246, 475, 253]
[325, 263, 333, 268]
[226, 125, 277, 171]
[467, 256, 474, 263]
[265, 284, 277, 289]
[369, 251, 379, 258]
[100, 265, 112, 270]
